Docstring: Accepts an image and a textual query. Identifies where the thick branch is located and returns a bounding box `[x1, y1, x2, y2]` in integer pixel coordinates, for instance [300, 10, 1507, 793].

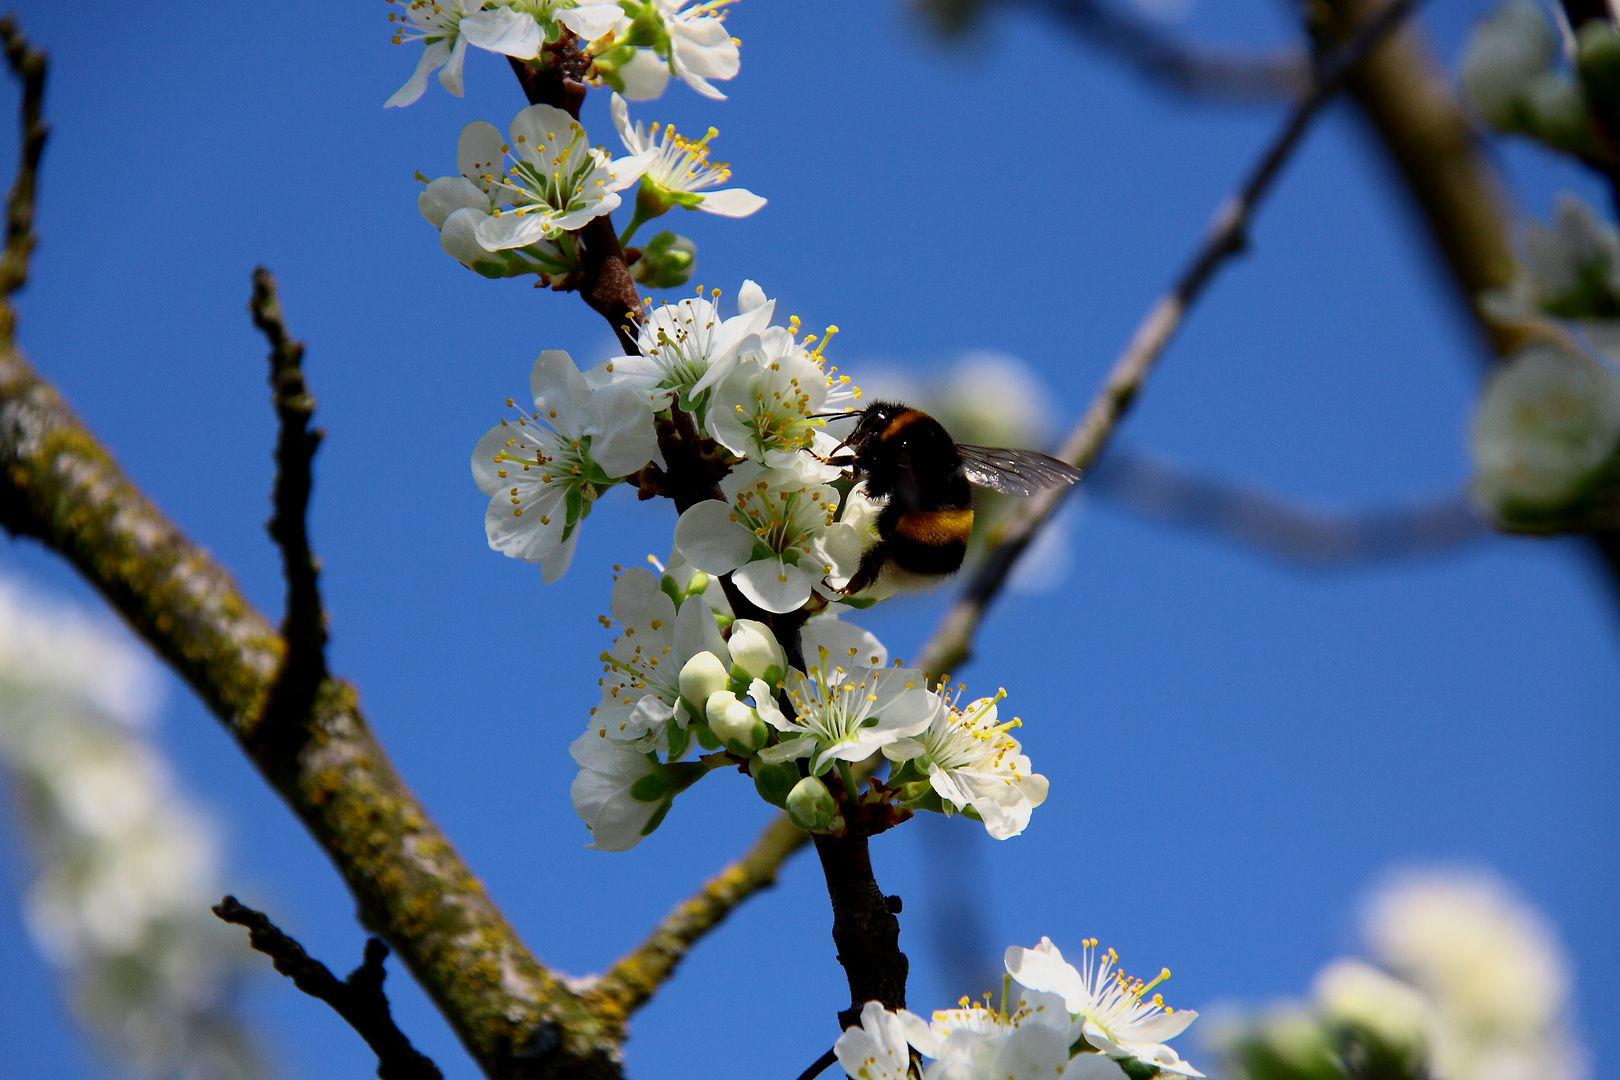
[916, 0, 1423, 679]
[814, 831, 908, 1029]
[1089, 450, 1489, 568]
[586, 813, 807, 1021]
[214, 896, 443, 1080]
[250, 267, 330, 772]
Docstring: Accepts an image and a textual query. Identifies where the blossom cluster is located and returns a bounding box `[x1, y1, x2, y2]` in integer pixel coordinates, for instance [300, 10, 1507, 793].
[0, 578, 261, 1079]
[836, 936, 1202, 1080]
[1209, 868, 1586, 1080]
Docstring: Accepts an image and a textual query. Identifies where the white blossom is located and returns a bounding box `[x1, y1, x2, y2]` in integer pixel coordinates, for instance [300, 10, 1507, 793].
[611, 94, 765, 219]
[384, 0, 550, 108]
[1470, 342, 1620, 521]
[708, 319, 860, 467]
[587, 566, 729, 748]
[835, 1001, 914, 1080]
[0, 577, 261, 1078]
[884, 686, 1048, 839]
[672, 461, 863, 612]
[567, 724, 663, 851]
[467, 104, 652, 250]
[903, 992, 1127, 1080]
[563, 0, 741, 100]
[472, 350, 661, 582]
[1311, 958, 1434, 1056]
[1460, 1, 1557, 128]
[1364, 869, 1585, 1080]
[419, 121, 572, 279]
[752, 656, 939, 774]
[1005, 937, 1203, 1076]
[586, 280, 774, 412]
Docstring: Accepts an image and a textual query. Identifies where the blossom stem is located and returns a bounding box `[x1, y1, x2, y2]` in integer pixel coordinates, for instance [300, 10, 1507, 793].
[837, 759, 861, 809]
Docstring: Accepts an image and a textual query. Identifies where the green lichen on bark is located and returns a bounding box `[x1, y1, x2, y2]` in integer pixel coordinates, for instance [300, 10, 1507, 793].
[0, 343, 623, 1079]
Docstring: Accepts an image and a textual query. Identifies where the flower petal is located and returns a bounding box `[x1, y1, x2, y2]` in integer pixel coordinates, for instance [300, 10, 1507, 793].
[461, 6, 543, 58]
[385, 37, 450, 108]
[530, 350, 592, 423]
[673, 501, 757, 575]
[437, 33, 469, 96]
[697, 187, 766, 217]
[732, 556, 812, 614]
[584, 383, 661, 477]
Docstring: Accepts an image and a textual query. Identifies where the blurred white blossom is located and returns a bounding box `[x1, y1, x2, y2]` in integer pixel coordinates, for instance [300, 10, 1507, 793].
[1470, 342, 1620, 527]
[0, 576, 261, 1080]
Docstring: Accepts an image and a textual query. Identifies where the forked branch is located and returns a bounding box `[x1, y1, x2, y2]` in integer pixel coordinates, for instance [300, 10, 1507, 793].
[214, 896, 443, 1080]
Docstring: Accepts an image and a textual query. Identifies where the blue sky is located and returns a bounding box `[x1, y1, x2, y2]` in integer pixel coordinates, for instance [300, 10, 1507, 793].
[0, 1, 1614, 1078]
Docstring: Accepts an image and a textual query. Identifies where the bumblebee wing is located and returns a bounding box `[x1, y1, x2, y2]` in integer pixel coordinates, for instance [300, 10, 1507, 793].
[955, 445, 1082, 496]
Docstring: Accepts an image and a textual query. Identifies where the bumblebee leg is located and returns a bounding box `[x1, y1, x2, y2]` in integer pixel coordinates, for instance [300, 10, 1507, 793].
[841, 542, 889, 597]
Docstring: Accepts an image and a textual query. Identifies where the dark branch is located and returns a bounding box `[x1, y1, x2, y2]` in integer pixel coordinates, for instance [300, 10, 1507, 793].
[814, 830, 909, 1030]
[250, 268, 328, 768]
[917, 0, 1425, 678]
[1029, 0, 1310, 104]
[917, 0, 1307, 103]
[213, 896, 443, 1080]
[795, 1047, 838, 1080]
[1089, 450, 1490, 568]
[0, 16, 46, 314]
[509, 41, 641, 354]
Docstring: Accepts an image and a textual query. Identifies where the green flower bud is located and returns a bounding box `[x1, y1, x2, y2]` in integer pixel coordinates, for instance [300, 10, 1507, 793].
[786, 776, 838, 832]
[679, 651, 729, 710]
[1521, 72, 1601, 155]
[706, 690, 769, 755]
[728, 620, 785, 687]
[750, 758, 798, 808]
[630, 230, 696, 289]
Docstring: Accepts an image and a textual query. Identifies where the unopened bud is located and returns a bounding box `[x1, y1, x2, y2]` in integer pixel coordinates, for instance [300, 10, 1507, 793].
[728, 620, 785, 687]
[706, 690, 768, 755]
[630, 230, 696, 289]
[750, 758, 798, 808]
[786, 776, 838, 832]
[679, 651, 729, 708]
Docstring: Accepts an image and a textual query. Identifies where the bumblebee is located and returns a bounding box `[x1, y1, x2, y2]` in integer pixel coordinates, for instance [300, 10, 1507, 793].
[825, 401, 1081, 596]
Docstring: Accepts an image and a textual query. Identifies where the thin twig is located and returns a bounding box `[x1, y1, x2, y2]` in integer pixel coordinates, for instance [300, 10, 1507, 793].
[1031, 0, 1310, 104]
[586, 814, 808, 1021]
[916, 0, 1425, 678]
[1089, 450, 1489, 568]
[213, 896, 443, 1080]
[795, 1046, 839, 1080]
[250, 268, 328, 764]
[0, 16, 46, 316]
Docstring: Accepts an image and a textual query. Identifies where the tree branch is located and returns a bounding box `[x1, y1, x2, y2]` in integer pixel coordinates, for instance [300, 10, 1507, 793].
[250, 266, 330, 772]
[585, 814, 807, 1022]
[916, 0, 1424, 679]
[1029, 0, 1310, 104]
[0, 22, 618, 1077]
[1088, 449, 1489, 568]
[0, 17, 44, 319]
[213, 896, 443, 1080]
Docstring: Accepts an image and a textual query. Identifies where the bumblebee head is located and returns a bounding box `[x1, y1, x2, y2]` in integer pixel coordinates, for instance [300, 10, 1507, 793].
[844, 401, 911, 452]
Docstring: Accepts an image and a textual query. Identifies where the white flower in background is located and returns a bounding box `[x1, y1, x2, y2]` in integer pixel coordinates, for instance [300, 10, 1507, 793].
[752, 657, 939, 774]
[567, 723, 663, 851]
[472, 350, 661, 582]
[1006, 937, 1203, 1076]
[469, 104, 652, 250]
[611, 94, 766, 221]
[0, 577, 261, 1079]
[587, 280, 774, 412]
[384, 0, 549, 108]
[883, 686, 1048, 840]
[588, 566, 729, 747]
[835, 1001, 914, 1080]
[1460, 1, 1556, 128]
[1482, 195, 1620, 349]
[1311, 958, 1434, 1056]
[672, 461, 863, 611]
[1364, 868, 1585, 1080]
[419, 121, 572, 279]
[563, 0, 741, 100]
[1470, 342, 1620, 521]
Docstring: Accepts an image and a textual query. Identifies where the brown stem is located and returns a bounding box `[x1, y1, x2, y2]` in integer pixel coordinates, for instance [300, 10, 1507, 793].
[812, 831, 908, 1029]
